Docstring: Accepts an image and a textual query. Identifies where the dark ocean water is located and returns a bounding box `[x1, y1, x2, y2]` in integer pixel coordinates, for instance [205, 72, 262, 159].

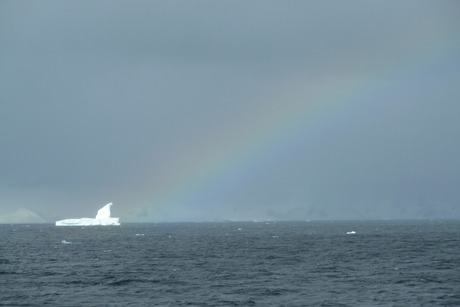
[1, 220, 459, 306]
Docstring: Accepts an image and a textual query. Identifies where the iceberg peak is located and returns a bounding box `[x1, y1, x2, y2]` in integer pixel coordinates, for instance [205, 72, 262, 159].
[95, 202, 113, 219]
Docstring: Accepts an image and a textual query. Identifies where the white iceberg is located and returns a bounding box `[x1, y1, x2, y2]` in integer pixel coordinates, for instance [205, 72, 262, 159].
[55, 203, 120, 226]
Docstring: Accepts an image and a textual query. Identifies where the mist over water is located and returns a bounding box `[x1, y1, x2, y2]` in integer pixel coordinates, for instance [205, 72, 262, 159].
[1, 220, 459, 306]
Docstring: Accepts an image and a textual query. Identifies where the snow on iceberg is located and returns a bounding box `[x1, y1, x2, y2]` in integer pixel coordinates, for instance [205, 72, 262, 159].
[55, 203, 120, 226]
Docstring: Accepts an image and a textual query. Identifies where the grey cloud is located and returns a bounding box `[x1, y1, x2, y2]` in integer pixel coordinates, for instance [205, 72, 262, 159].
[1, 1, 459, 222]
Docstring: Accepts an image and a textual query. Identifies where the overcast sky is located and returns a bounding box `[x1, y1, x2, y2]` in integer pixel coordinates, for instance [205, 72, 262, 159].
[1, 1, 460, 223]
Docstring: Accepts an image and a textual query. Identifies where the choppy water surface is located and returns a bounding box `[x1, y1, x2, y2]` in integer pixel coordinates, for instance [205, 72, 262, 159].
[1, 220, 459, 306]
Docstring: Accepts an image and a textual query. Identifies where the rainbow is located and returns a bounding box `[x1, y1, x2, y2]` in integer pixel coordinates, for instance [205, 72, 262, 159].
[134, 43, 458, 221]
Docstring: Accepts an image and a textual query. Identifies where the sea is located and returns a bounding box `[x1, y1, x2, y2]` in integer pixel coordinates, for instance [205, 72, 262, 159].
[1, 220, 459, 306]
